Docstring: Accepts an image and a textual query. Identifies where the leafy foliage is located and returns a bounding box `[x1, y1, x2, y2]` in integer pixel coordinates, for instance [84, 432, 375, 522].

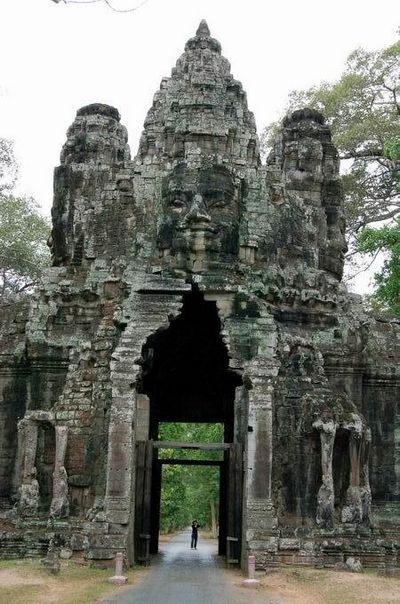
[0, 139, 50, 297]
[358, 222, 400, 314]
[262, 32, 400, 245]
[158, 423, 223, 534]
[0, 194, 51, 296]
[0, 138, 18, 194]
[160, 465, 190, 533]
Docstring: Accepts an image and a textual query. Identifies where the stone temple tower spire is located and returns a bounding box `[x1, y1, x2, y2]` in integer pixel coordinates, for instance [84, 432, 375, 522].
[137, 19, 257, 165]
[135, 19, 260, 274]
[196, 19, 211, 37]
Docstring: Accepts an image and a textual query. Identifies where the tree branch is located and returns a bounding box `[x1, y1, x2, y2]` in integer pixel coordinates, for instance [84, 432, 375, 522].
[344, 248, 381, 282]
[15, 280, 38, 294]
[339, 148, 384, 160]
[353, 207, 400, 232]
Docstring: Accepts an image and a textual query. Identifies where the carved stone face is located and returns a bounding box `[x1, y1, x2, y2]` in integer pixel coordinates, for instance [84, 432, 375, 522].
[158, 163, 239, 269]
[319, 184, 348, 279]
[320, 209, 347, 279]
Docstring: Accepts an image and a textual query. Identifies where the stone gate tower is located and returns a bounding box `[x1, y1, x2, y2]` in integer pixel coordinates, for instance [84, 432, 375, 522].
[1, 21, 400, 569]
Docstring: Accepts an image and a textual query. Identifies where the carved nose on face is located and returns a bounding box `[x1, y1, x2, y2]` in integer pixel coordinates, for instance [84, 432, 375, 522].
[183, 194, 211, 226]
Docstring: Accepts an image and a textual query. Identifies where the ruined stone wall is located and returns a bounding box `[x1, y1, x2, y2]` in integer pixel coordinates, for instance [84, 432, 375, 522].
[0, 301, 29, 503]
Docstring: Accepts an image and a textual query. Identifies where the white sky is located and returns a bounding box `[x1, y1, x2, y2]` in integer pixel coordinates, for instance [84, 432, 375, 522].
[0, 0, 399, 292]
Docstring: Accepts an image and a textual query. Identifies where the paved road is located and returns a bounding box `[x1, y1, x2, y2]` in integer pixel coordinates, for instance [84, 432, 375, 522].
[103, 528, 284, 604]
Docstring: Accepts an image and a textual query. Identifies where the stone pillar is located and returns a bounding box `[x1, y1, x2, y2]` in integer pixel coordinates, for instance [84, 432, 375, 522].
[135, 394, 150, 441]
[20, 419, 38, 481]
[104, 402, 134, 524]
[103, 347, 138, 526]
[18, 419, 40, 517]
[349, 431, 361, 487]
[239, 314, 280, 566]
[360, 429, 372, 522]
[342, 430, 363, 524]
[241, 554, 260, 587]
[109, 551, 127, 585]
[315, 420, 336, 530]
[244, 379, 278, 557]
[50, 426, 70, 518]
[233, 385, 248, 444]
[250, 404, 272, 501]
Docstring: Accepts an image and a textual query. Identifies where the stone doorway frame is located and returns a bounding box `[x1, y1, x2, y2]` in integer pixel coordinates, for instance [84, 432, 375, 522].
[99, 288, 250, 565]
[134, 440, 243, 566]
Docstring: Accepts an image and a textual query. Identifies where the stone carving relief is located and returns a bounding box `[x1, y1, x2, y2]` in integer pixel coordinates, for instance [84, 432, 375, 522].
[158, 163, 241, 271]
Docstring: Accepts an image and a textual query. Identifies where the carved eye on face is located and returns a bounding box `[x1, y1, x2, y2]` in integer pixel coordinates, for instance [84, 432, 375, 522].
[199, 167, 235, 212]
[169, 193, 187, 212]
[204, 192, 227, 209]
[171, 198, 185, 209]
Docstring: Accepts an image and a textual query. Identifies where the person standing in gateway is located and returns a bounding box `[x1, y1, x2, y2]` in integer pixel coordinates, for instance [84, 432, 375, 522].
[191, 520, 199, 549]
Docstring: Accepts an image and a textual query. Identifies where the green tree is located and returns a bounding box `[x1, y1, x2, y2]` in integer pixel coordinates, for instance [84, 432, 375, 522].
[0, 194, 50, 296]
[263, 31, 400, 243]
[184, 465, 220, 537]
[358, 222, 400, 314]
[0, 139, 50, 297]
[160, 465, 189, 533]
[158, 423, 223, 534]
[0, 137, 18, 194]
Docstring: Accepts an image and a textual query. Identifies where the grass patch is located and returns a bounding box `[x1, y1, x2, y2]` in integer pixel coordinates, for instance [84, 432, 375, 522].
[0, 585, 43, 604]
[261, 567, 400, 604]
[0, 558, 138, 604]
[0, 558, 38, 569]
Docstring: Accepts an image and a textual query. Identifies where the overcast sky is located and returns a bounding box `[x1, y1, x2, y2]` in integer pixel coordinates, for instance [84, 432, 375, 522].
[0, 0, 399, 291]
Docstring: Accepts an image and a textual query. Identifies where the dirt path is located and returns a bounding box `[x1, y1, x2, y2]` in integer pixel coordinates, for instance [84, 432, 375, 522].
[101, 528, 285, 604]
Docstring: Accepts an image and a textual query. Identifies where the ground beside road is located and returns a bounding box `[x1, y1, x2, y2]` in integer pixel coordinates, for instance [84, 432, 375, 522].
[0, 558, 139, 604]
[1, 531, 400, 604]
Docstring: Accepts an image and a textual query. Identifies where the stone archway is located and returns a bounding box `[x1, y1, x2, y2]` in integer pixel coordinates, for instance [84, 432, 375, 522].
[138, 288, 241, 437]
[134, 289, 243, 563]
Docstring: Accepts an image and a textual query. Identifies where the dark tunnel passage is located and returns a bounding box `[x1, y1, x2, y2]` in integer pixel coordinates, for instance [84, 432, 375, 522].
[139, 288, 242, 440]
[134, 288, 243, 561]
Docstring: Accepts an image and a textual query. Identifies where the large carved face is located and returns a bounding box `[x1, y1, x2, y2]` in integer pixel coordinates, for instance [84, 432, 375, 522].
[320, 206, 347, 279]
[158, 163, 239, 268]
[318, 178, 348, 279]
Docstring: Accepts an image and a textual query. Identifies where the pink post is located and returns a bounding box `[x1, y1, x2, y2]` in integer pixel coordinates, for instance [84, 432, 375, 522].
[109, 552, 128, 585]
[115, 552, 124, 575]
[248, 555, 256, 580]
[242, 553, 260, 588]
